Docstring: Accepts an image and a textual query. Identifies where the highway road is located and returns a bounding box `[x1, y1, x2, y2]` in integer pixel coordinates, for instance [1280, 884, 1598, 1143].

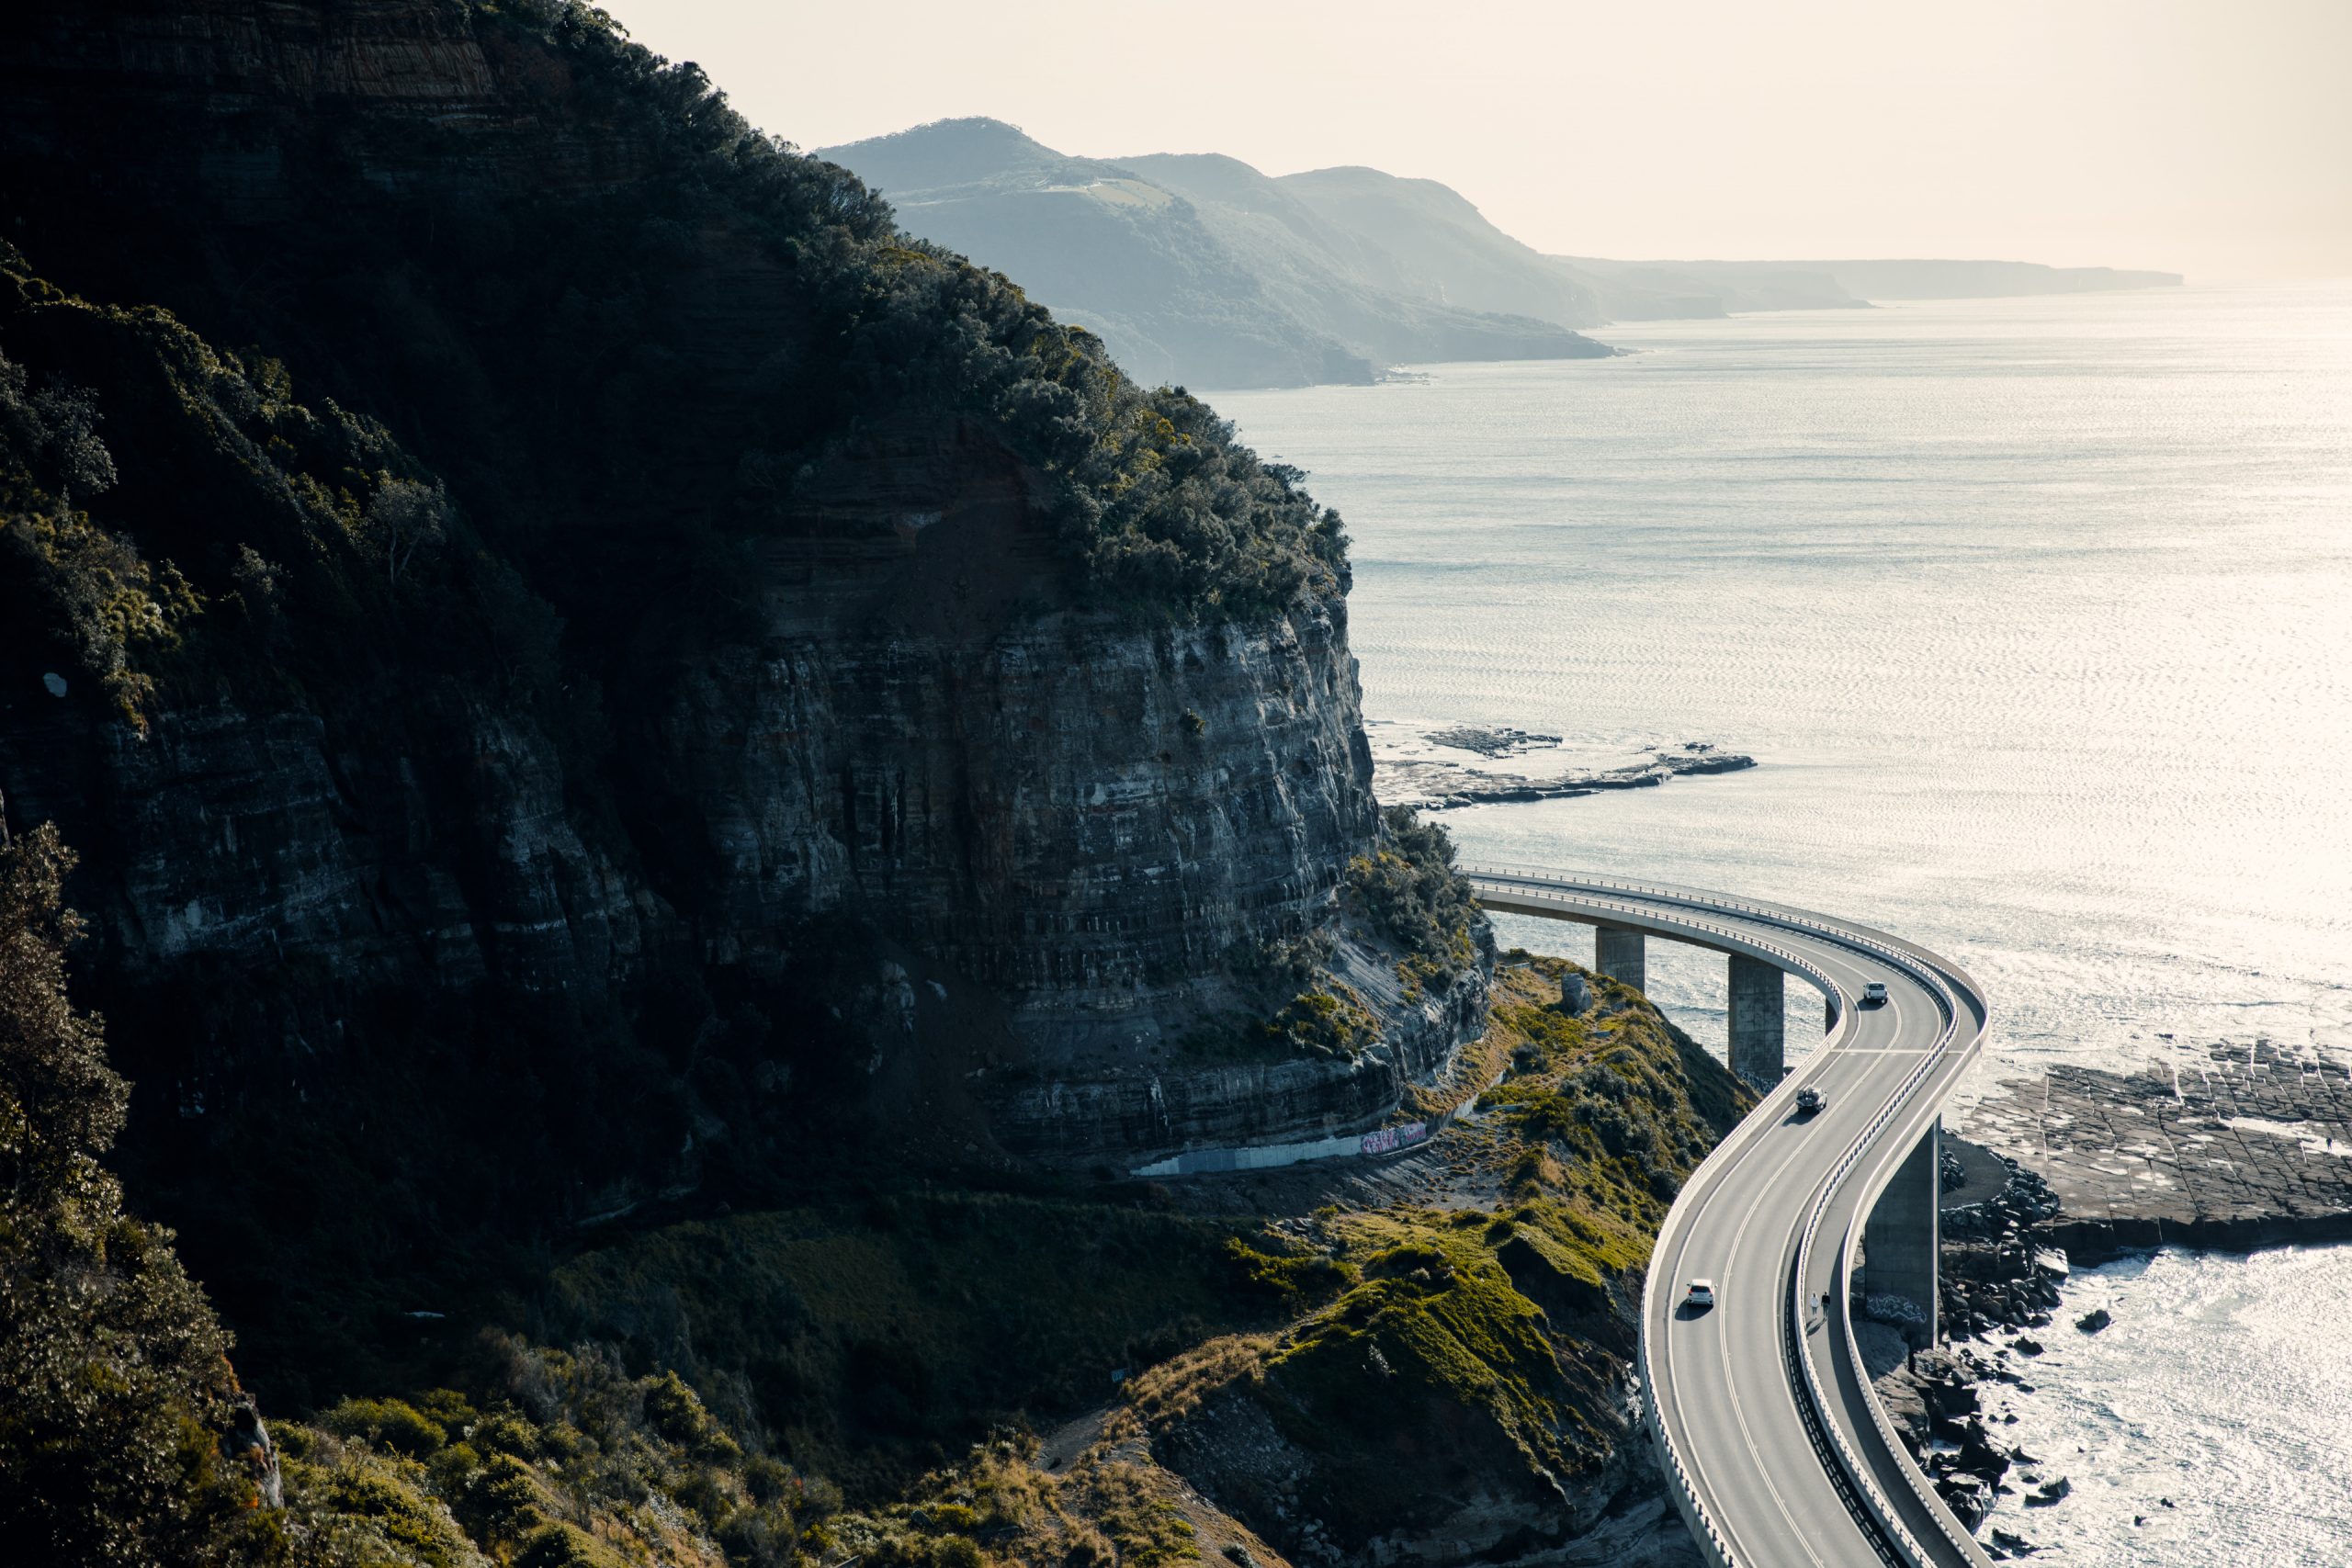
[1465, 868, 1994, 1568]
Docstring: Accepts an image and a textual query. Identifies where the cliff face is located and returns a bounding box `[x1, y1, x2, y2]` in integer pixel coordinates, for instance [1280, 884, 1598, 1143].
[0, 0, 1487, 1329]
[0, 502, 1442, 1172]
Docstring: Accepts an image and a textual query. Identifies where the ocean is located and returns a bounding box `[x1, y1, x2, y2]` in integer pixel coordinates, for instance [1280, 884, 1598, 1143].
[1213, 281, 2352, 1566]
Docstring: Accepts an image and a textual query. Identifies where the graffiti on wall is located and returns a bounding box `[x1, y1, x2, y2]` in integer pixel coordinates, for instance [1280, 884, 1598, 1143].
[1360, 1121, 1430, 1156]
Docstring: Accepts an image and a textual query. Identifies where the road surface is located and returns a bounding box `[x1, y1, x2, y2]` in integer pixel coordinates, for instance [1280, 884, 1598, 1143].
[1466, 867, 1994, 1568]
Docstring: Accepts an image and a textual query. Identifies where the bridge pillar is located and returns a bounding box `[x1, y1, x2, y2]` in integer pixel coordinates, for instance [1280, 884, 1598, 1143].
[1864, 1118, 1940, 1343]
[1727, 954, 1784, 1089]
[1594, 925, 1645, 991]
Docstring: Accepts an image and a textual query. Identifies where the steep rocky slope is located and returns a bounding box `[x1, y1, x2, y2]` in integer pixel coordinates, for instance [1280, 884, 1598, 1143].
[0, 0, 1487, 1380]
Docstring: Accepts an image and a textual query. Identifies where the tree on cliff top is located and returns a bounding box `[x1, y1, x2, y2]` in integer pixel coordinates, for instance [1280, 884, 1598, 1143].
[0, 819, 284, 1565]
[501, 0, 1351, 620]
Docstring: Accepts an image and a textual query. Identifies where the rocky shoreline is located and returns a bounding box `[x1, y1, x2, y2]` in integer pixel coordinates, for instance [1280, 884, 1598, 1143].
[1369, 725, 1755, 810]
[1961, 1038, 2352, 1262]
[1864, 1141, 2074, 1549]
[1863, 1039, 2352, 1559]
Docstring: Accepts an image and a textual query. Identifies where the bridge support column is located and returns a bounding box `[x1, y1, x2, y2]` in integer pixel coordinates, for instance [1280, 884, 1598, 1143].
[1728, 954, 1784, 1089]
[1864, 1117, 1940, 1344]
[1594, 925, 1645, 991]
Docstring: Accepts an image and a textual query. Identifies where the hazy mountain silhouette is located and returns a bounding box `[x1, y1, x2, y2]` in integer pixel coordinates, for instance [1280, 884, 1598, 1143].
[823, 118, 2179, 389]
[820, 119, 1614, 389]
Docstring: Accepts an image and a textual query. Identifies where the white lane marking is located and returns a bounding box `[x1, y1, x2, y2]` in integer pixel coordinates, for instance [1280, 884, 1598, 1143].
[1528, 885, 1981, 1562]
[1660, 1114, 1807, 1562]
[1715, 1133, 1833, 1566]
[1693, 978, 1931, 1566]
[1832, 988, 1904, 1051]
[1662, 1054, 1860, 1568]
[1726, 1032, 1939, 1564]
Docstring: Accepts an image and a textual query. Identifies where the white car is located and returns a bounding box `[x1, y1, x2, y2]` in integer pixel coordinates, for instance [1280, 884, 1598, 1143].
[1861, 981, 1889, 1007]
[1683, 1279, 1717, 1312]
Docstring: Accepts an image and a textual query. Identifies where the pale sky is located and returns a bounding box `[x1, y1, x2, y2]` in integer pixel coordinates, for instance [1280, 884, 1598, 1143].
[604, 0, 2352, 280]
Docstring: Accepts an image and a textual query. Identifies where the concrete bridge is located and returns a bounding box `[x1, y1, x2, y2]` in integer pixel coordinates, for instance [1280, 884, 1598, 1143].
[1466, 866, 1994, 1568]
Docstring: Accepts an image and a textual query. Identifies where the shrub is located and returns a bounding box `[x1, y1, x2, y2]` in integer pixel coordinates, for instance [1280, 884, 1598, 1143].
[642, 1369, 741, 1461]
[1345, 807, 1481, 978]
[321, 1396, 447, 1458]
[932, 1535, 985, 1568]
[1262, 985, 1379, 1056]
[0, 824, 280, 1566]
[1226, 1237, 1358, 1299]
[516, 1520, 628, 1568]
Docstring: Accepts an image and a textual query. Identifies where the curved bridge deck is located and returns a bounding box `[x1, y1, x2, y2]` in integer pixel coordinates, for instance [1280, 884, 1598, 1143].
[1465, 867, 1993, 1568]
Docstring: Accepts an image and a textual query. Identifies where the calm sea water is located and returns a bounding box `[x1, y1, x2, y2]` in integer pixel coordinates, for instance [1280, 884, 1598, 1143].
[1969, 1245, 2352, 1564]
[1215, 282, 2352, 1565]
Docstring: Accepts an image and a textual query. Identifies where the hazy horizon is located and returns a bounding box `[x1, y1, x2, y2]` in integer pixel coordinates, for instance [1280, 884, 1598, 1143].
[605, 0, 2352, 284]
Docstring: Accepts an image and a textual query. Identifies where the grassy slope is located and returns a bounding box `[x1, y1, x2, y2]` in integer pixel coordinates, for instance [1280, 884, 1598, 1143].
[537, 1191, 1317, 1491]
[286, 955, 1747, 1565]
[258, 956, 1748, 1567]
[1129, 957, 1752, 1551]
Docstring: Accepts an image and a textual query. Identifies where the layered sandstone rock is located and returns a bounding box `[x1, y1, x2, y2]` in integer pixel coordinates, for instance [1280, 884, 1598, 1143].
[0, 0, 1488, 1212]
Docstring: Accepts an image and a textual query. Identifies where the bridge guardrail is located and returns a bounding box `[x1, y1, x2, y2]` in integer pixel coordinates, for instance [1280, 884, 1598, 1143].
[1787, 948, 1974, 1567]
[1469, 874, 1860, 1566]
[1466, 884, 1845, 1010]
[1465, 867, 1992, 1567]
[1819, 958, 1991, 1567]
[1470, 873, 1847, 1566]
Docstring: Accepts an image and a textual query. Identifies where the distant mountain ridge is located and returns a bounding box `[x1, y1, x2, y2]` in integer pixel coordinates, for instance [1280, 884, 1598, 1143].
[1760, 257, 2183, 299]
[821, 118, 2181, 389]
[820, 119, 1616, 389]
[1563, 254, 2183, 309]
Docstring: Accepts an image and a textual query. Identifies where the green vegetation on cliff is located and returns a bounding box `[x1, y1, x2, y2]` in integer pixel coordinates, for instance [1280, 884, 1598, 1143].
[0, 825, 278, 1563]
[1346, 805, 1482, 988]
[9, 5, 1350, 645]
[471, 6, 1354, 619]
[1193, 806, 1485, 1065]
[537, 1190, 1327, 1494]
[0, 246, 570, 733]
[1129, 959, 1753, 1554]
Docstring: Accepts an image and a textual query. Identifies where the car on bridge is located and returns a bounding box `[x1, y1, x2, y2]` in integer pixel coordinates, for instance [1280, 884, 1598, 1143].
[1682, 1279, 1717, 1312]
[1795, 1086, 1825, 1116]
[1862, 980, 1889, 1007]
